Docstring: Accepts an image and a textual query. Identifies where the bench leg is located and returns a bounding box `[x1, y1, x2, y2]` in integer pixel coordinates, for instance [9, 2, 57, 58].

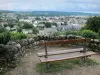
[45, 62, 49, 69]
[81, 56, 87, 62]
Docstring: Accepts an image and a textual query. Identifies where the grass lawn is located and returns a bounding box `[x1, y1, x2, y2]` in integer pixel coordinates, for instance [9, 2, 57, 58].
[36, 58, 99, 73]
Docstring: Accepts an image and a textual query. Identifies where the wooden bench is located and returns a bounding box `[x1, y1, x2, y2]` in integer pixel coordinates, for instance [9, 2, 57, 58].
[37, 38, 96, 63]
[39, 51, 95, 62]
[37, 48, 84, 57]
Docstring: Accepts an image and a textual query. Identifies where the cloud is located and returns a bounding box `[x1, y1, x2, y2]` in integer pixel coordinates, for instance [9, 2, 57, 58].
[0, 0, 100, 12]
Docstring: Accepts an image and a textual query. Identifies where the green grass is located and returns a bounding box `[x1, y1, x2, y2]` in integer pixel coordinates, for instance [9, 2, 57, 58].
[36, 58, 99, 73]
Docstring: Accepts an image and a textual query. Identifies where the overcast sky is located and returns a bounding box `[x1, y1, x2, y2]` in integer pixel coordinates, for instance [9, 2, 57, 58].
[0, 0, 100, 12]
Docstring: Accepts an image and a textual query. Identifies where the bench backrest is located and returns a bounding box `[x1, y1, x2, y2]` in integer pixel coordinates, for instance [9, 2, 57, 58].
[39, 38, 91, 46]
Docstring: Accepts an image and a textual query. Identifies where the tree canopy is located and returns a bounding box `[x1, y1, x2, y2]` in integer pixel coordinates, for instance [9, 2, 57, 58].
[23, 22, 33, 29]
[32, 27, 39, 34]
[85, 16, 100, 32]
[44, 22, 52, 28]
[0, 26, 7, 33]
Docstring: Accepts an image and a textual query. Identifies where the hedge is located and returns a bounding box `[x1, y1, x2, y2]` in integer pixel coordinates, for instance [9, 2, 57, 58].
[0, 32, 27, 44]
[80, 30, 99, 39]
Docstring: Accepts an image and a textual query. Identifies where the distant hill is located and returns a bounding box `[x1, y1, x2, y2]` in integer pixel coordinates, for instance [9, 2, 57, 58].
[31, 11, 100, 16]
[0, 10, 100, 16]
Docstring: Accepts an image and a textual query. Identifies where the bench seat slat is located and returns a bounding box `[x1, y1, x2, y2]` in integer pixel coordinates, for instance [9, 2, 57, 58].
[39, 51, 96, 63]
[37, 48, 84, 57]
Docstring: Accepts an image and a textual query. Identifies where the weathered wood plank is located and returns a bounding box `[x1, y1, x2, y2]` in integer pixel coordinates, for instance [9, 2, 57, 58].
[39, 51, 96, 63]
[39, 39, 90, 46]
[37, 48, 84, 57]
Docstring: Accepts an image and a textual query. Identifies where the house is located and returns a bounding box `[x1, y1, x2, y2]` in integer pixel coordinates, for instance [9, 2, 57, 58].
[38, 27, 57, 35]
[57, 24, 82, 31]
[22, 29, 32, 34]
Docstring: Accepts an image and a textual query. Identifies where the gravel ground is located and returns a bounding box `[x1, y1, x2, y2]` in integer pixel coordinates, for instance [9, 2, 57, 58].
[5, 46, 100, 75]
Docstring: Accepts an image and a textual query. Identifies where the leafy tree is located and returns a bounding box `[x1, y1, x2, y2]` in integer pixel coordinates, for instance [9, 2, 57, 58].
[0, 26, 7, 33]
[32, 27, 39, 34]
[3, 24, 8, 28]
[44, 22, 52, 28]
[16, 14, 21, 21]
[0, 32, 11, 44]
[11, 32, 27, 40]
[8, 23, 14, 28]
[17, 27, 22, 32]
[35, 17, 41, 20]
[80, 30, 99, 39]
[23, 22, 33, 29]
[85, 16, 100, 32]
[51, 22, 57, 27]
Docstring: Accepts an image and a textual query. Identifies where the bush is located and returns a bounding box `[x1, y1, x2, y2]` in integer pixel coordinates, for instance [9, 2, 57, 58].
[0, 32, 27, 44]
[0, 32, 11, 44]
[85, 16, 100, 32]
[65, 31, 80, 36]
[0, 27, 7, 33]
[44, 22, 52, 28]
[17, 27, 22, 32]
[0, 32, 10, 44]
[11, 32, 27, 40]
[23, 22, 33, 29]
[32, 27, 39, 34]
[80, 30, 99, 39]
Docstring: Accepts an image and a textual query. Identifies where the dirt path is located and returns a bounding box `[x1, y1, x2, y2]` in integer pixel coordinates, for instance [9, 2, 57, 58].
[6, 47, 100, 75]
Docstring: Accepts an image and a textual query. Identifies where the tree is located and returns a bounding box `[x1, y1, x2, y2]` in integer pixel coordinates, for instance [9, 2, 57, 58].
[3, 24, 8, 28]
[16, 14, 21, 21]
[23, 22, 33, 29]
[51, 22, 57, 27]
[0, 27, 7, 33]
[32, 27, 39, 34]
[85, 16, 100, 32]
[35, 17, 41, 20]
[44, 22, 51, 28]
[17, 27, 22, 32]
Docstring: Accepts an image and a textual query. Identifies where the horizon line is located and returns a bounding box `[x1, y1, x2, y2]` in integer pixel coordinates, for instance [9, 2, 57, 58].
[0, 10, 100, 14]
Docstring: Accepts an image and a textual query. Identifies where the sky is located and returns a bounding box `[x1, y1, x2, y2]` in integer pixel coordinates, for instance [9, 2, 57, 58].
[0, 0, 100, 12]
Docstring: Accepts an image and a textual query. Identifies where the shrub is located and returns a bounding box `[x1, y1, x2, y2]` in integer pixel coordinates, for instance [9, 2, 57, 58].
[11, 32, 27, 40]
[0, 27, 7, 33]
[0, 32, 11, 44]
[65, 31, 80, 36]
[44, 22, 52, 28]
[32, 27, 39, 34]
[17, 27, 22, 32]
[23, 22, 33, 29]
[80, 30, 99, 39]
[85, 16, 100, 32]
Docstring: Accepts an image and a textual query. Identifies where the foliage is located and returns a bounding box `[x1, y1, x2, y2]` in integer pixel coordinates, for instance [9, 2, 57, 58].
[85, 16, 100, 32]
[32, 27, 39, 34]
[80, 30, 99, 39]
[3, 24, 8, 28]
[17, 27, 22, 32]
[11, 32, 27, 40]
[44, 22, 52, 28]
[35, 17, 41, 20]
[65, 30, 80, 36]
[0, 32, 11, 44]
[51, 22, 57, 27]
[0, 32, 27, 44]
[0, 27, 7, 33]
[23, 22, 33, 29]
[98, 29, 100, 36]
[36, 58, 98, 73]
[52, 32, 59, 37]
